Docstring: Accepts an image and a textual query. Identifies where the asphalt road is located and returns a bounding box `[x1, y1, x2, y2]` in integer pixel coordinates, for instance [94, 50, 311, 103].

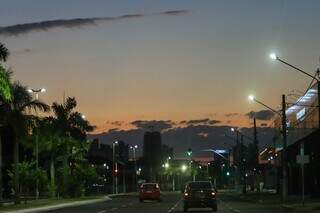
[45, 192, 287, 213]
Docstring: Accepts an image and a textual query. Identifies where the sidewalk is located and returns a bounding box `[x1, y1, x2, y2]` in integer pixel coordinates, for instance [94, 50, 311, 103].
[224, 190, 320, 212]
[0, 196, 111, 213]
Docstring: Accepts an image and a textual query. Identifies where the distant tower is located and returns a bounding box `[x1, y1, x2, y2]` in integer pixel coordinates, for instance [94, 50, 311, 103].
[143, 131, 162, 182]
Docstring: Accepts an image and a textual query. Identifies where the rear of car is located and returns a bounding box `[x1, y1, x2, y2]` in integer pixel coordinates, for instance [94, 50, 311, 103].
[139, 183, 161, 202]
[183, 181, 217, 212]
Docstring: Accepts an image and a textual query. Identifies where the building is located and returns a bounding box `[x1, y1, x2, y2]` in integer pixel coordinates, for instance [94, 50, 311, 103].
[273, 82, 320, 196]
[143, 131, 162, 182]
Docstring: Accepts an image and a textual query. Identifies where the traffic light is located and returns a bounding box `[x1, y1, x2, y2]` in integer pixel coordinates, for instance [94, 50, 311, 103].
[187, 148, 192, 157]
[226, 171, 230, 176]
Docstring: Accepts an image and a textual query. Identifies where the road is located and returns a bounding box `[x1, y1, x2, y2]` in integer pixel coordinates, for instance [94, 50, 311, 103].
[45, 192, 287, 213]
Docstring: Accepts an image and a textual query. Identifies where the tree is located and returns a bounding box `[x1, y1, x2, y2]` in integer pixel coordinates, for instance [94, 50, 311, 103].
[51, 97, 94, 196]
[0, 43, 9, 63]
[0, 83, 49, 203]
[0, 42, 11, 201]
[0, 42, 11, 101]
[8, 161, 47, 204]
[33, 118, 63, 197]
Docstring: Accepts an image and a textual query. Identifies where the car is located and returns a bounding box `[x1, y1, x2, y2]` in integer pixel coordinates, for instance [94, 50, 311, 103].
[139, 183, 161, 202]
[183, 181, 217, 212]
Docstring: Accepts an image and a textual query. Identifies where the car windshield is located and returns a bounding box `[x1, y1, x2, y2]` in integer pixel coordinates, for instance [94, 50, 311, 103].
[143, 184, 157, 190]
[188, 182, 212, 189]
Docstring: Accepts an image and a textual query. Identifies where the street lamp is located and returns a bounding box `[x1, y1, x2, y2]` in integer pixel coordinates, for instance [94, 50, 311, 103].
[181, 164, 187, 172]
[113, 141, 119, 194]
[28, 87, 46, 100]
[130, 145, 138, 190]
[28, 87, 46, 200]
[249, 93, 288, 201]
[270, 53, 320, 128]
[248, 95, 281, 116]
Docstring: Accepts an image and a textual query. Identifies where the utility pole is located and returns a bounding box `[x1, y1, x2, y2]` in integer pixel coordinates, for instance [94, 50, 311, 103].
[253, 118, 258, 165]
[123, 165, 126, 193]
[281, 94, 288, 201]
[241, 135, 246, 195]
[115, 162, 118, 194]
[253, 117, 258, 192]
[235, 131, 240, 192]
[112, 141, 118, 194]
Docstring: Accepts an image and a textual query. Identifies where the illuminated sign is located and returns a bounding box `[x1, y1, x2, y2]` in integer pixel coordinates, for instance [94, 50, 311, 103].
[296, 107, 306, 121]
[215, 150, 228, 154]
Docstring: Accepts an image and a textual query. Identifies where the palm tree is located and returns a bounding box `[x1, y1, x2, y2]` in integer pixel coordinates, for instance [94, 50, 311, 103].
[36, 117, 63, 198]
[0, 83, 49, 203]
[0, 42, 9, 63]
[0, 42, 11, 101]
[51, 97, 94, 196]
[0, 42, 11, 201]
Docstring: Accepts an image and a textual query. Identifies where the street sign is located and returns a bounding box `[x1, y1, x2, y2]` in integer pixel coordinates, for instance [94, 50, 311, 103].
[296, 155, 309, 164]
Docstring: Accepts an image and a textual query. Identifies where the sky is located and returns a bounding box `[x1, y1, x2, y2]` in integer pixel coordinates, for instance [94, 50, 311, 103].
[1, 0, 320, 153]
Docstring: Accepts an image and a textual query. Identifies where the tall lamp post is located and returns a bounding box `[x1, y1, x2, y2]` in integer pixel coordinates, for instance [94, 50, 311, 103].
[27, 88, 46, 200]
[270, 53, 320, 129]
[249, 94, 288, 201]
[231, 127, 248, 194]
[112, 141, 119, 194]
[130, 145, 138, 191]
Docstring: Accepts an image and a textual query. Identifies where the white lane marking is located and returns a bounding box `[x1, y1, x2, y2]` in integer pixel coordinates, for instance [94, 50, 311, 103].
[110, 207, 118, 211]
[168, 198, 182, 213]
[121, 204, 127, 207]
[234, 209, 241, 212]
[97, 211, 107, 213]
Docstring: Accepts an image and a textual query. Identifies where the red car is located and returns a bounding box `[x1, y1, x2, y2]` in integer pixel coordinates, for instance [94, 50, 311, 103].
[139, 183, 161, 202]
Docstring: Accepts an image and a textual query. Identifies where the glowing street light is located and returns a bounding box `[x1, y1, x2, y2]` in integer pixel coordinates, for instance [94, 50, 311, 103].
[28, 87, 47, 200]
[164, 163, 169, 169]
[113, 141, 119, 194]
[27, 87, 46, 100]
[269, 53, 320, 129]
[181, 164, 187, 172]
[248, 95, 255, 101]
[248, 94, 281, 116]
[269, 53, 278, 60]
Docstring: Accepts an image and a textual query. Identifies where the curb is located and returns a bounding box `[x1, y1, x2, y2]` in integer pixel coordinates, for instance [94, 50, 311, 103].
[281, 204, 295, 210]
[3, 196, 112, 213]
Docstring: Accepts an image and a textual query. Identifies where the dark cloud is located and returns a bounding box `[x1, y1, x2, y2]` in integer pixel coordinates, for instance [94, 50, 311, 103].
[224, 113, 239, 117]
[131, 120, 174, 131]
[108, 128, 119, 133]
[159, 10, 189, 15]
[0, 10, 189, 36]
[246, 110, 275, 121]
[185, 118, 220, 126]
[111, 121, 123, 126]
[187, 119, 210, 124]
[208, 120, 221, 125]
